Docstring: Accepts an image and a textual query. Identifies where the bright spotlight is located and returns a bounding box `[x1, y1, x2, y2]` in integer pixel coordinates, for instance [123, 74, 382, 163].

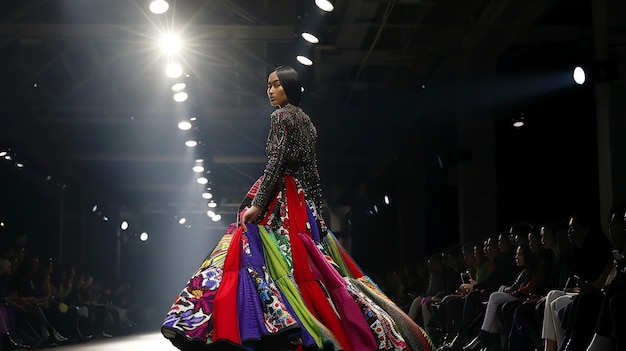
[207, 210, 216, 217]
[120, 221, 129, 231]
[573, 66, 586, 85]
[208, 201, 217, 208]
[192, 165, 205, 173]
[171, 82, 186, 92]
[178, 217, 186, 224]
[296, 55, 313, 66]
[92, 205, 98, 212]
[185, 140, 198, 147]
[301, 32, 319, 44]
[315, 0, 334, 12]
[512, 113, 526, 128]
[173, 91, 188, 102]
[149, 0, 169, 14]
[384, 195, 390, 205]
[166, 63, 183, 78]
[197, 177, 208, 185]
[139, 232, 149, 241]
[202, 192, 213, 199]
[177, 121, 192, 130]
[160, 33, 181, 55]
[212, 214, 222, 222]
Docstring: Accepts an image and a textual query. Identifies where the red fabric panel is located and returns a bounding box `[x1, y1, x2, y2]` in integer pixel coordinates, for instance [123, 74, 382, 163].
[213, 226, 243, 344]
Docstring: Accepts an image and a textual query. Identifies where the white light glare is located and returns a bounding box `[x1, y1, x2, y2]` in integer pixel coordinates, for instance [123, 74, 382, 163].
[160, 33, 181, 55]
[149, 0, 169, 14]
[139, 232, 149, 241]
[171, 83, 186, 92]
[315, 0, 334, 12]
[15, 162, 24, 168]
[178, 121, 192, 130]
[212, 214, 222, 222]
[178, 217, 186, 224]
[301, 32, 320, 44]
[202, 192, 213, 199]
[185, 140, 198, 147]
[296, 55, 313, 66]
[207, 210, 216, 217]
[573, 66, 586, 85]
[120, 221, 129, 231]
[384, 195, 390, 205]
[192, 165, 205, 173]
[166, 63, 183, 78]
[197, 177, 208, 185]
[0, 151, 6, 157]
[173, 91, 189, 102]
[208, 202, 217, 208]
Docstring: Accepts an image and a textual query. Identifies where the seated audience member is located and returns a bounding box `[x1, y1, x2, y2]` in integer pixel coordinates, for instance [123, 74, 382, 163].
[541, 209, 613, 351]
[408, 253, 446, 324]
[440, 234, 519, 351]
[562, 204, 626, 351]
[462, 243, 543, 351]
[508, 219, 572, 351]
[0, 258, 30, 350]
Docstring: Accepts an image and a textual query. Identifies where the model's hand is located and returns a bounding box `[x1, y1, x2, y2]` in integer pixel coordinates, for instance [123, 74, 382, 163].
[241, 205, 261, 228]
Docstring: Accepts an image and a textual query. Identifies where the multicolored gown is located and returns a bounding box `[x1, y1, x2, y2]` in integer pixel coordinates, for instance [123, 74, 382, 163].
[161, 104, 433, 351]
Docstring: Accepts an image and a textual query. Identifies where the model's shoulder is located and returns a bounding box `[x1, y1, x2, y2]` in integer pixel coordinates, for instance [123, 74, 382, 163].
[271, 105, 301, 124]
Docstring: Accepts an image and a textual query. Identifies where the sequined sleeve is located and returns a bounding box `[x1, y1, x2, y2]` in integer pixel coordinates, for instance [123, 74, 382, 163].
[251, 110, 289, 209]
[302, 138, 323, 219]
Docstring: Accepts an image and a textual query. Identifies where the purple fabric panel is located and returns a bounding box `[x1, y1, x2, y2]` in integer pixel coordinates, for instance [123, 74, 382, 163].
[305, 206, 321, 242]
[242, 225, 315, 348]
[299, 233, 378, 351]
[243, 224, 265, 267]
[237, 268, 266, 342]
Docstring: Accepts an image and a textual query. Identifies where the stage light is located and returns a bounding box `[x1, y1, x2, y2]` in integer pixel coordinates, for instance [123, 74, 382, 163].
[301, 32, 319, 44]
[384, 195, 390, 205]
[185, 140, 198, 147]
[208, 201, 217, 208]
[296, 55, 313, 66]
[573, 66, 586, 85]
[207, 210, 216, 217]
[149, 0, 169, 14]
[139, 232, 149, 241]
[197, 177, 208, 185]
[202, 192, 213, 199]
[572, 60, 618, 85]
[512, 114, 525, 128]
[192, 165, 204, 173]
[315, 0, 334, 12]
[171, 82, 186, 92]
[165, 63, 183, 78]
[120, 221, 129, 231]
[212, 214, 222, 222]
[177, 120, 192, 130]
[160, 33, 181, 55]
[173, 91, 188, 102]
[178, 217, 186, 224]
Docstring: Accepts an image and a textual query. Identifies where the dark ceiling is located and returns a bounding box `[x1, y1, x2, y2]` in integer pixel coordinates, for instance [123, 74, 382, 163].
[1, 0, 624, 231]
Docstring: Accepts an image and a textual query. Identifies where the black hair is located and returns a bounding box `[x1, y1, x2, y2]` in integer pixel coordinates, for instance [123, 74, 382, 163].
[274, 66, 302, 106]
[518, 243, 539, 270]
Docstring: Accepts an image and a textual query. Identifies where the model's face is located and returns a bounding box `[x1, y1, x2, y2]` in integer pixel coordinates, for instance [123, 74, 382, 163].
[267, 71, 288, 107]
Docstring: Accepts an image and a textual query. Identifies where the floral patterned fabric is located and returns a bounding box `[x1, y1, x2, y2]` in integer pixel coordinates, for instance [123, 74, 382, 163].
[162, 176, 434, 351]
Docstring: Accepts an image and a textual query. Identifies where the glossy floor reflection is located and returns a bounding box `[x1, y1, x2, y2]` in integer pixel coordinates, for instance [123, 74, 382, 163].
[51, 331, 178, 351]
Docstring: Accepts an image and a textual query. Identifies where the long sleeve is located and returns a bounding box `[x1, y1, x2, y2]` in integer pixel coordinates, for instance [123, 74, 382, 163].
[302, 143, 323, 218]
[252, 110, 289, 209]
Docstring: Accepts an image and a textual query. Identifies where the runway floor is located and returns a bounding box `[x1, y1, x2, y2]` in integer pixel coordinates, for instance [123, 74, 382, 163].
[51, 331, 179, 351]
